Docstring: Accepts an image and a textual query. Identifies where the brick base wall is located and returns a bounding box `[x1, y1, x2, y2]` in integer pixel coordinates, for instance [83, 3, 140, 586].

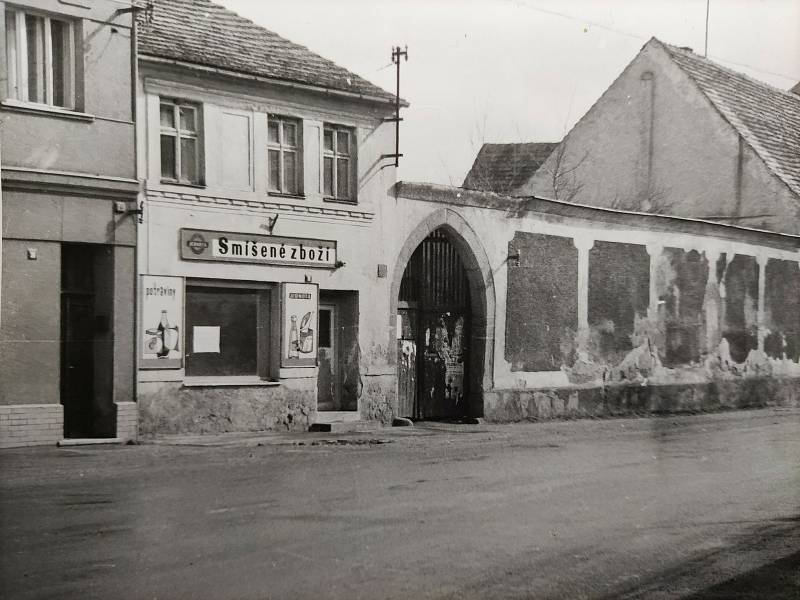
[115, 402, 138, 442]
[0, 404, 63, 448]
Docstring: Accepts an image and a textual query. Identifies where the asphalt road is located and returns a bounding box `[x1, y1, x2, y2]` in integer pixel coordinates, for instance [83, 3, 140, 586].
[1, 408, 799, 600]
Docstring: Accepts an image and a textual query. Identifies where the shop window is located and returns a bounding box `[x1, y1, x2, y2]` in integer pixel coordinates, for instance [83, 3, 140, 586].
[160, 98, 202, 185]
[323, 124, 355, 202]
[268, 115, 302, 195]
[5, 7, 77, 109]
[185, 283, 271, 378]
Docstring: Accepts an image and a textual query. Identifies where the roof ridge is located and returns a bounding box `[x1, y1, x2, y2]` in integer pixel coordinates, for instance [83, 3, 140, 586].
[136, 0, 399, 104]
[656, 38, 800, 101]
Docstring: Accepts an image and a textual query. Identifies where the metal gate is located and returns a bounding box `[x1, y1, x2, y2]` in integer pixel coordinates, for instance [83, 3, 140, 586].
[397, 229, 470, 419]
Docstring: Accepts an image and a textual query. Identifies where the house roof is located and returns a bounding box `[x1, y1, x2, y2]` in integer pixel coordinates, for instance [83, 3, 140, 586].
[658, 39, 800, 198]
[136, 0, 400, 105]
[462, 142, 559, 193]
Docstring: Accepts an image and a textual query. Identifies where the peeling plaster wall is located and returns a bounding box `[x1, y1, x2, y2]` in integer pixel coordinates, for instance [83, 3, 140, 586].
[720, 254, 759, 363]
[505, 233, 577, 371]
[588, 241, 650, 360]
[393, 184, 800, 422]
[764, 259, 800, 362]
[657, 248, 709, 366]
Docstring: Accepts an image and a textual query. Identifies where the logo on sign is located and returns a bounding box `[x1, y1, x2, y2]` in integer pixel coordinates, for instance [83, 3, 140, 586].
[187, 233, 209, 255]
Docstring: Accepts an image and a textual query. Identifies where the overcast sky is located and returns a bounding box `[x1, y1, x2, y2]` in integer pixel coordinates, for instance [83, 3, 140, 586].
[224, 0, 800, 186]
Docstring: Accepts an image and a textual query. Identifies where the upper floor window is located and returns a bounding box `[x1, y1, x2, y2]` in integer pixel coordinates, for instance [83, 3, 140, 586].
[323, 125, 355, 202]
[267, 115, 301, 196]
[160, 98, 201, 185]
[4, 7, 76, 109]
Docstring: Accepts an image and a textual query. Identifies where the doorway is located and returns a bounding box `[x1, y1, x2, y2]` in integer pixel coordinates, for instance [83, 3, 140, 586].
[60, 244, 115, 438]
[317, 291, 359, 412]
[397, 229, 471, 420]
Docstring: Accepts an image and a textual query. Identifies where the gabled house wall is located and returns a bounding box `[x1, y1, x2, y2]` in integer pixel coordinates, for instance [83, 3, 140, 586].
[520, 40, 800, 234]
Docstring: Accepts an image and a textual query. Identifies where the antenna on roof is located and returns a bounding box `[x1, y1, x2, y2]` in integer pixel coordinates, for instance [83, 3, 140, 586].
[382, 45, 408, 168]
[704, 0, 710, 57]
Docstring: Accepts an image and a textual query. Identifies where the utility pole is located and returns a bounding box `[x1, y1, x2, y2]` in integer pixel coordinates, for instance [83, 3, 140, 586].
[383, 45, 408, 168]
[704, 0, 710, 57]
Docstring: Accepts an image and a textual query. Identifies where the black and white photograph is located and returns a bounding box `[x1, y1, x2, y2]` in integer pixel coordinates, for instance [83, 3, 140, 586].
[1, 0, 798, 598]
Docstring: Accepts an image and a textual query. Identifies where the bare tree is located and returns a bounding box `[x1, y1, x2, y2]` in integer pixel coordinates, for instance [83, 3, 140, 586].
[542, 142, 588, 202]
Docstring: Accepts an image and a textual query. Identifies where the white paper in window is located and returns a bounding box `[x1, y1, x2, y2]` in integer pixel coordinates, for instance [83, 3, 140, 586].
[193, 326, 220, 353]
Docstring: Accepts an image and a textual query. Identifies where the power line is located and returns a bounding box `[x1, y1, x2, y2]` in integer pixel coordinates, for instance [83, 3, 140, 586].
[505, 0, 800, 83]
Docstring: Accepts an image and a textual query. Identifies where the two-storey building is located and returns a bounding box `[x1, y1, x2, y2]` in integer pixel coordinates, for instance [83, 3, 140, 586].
[0, 0, 139, 447]
[135, 0, 403, 434]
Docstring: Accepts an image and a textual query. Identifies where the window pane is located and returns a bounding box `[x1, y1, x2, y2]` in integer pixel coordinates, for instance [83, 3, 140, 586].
[180, 137, 197, 183]
[160, 135, 176, 179]
[336, 130, 349, 155]
[284, 151, 296, 195]
[50, 20, 69, 107]
[160, 103, 174, 128]
[267, 121, 279, 144]
[6, 12, 18, 99]
[25, 14, 45, 103]
[318, 310, 331, 348]
[323, 129, 334, 152]
[186, 288, 258, 377]
[179, 106, 196, 132]
[268, 149, 280, 192]
[337, 158, 350, 198]
[283, 122, 296, 147]
[323, 157, 333, 196]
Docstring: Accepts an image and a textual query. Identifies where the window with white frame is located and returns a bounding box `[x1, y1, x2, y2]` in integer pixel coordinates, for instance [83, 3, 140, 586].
[4, 7, 76, 109]
[267, 115, 302, 195]
[160, 98, 201, 185]
[323, 125, 355, 202]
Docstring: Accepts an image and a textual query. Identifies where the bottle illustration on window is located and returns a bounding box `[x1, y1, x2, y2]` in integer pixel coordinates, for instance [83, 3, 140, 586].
[288, 315, 299, 359]
[146, 310, 180, 358]
[287, 311, 314, 358]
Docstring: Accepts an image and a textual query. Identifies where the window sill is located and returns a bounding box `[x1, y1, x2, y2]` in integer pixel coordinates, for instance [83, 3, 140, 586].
[160, 180, 206, 189]
[322, 196, 358, 205]
[183, 376, 279, 388]
[1, 99, 94, 122]
[268, 192, 306, 200]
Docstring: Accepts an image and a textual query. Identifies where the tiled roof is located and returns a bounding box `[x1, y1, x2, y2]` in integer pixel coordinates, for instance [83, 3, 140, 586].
[659, 40, 800, 198]
[462, 142, 559, 193]
[136, 0, 398, 104]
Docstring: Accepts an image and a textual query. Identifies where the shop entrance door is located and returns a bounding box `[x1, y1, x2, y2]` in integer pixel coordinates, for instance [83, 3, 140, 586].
[397, 229, 471, 420]
[317, 304, 339, 411]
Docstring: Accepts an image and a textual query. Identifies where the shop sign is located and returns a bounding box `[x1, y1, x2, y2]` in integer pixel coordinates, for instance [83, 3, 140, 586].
[281, 283, 318, 368]
[140, 275, 183, 369]
[180, 228, 337, 269]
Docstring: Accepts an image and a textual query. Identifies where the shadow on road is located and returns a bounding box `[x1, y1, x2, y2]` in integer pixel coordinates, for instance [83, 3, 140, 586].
[683, 549, 800, 600]
[600, 515, 800, 600]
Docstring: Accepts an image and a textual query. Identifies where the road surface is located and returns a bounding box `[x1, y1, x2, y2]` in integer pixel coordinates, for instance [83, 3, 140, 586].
[1, 408, 798, 599]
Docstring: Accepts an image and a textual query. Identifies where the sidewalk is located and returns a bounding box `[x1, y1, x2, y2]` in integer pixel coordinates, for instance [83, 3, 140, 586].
[138, 406, 800, 448]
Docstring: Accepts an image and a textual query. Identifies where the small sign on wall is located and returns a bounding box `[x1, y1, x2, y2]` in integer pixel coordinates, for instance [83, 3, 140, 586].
[281, 282, 318, 368]
[140, 275, 183, 369]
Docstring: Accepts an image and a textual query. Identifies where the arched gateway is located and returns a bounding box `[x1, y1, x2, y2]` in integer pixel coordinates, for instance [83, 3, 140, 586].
[390, 209, 495, 420]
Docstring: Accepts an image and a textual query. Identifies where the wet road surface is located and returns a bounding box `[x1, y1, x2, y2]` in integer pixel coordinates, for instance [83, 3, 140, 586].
[1, 408, 799, 599]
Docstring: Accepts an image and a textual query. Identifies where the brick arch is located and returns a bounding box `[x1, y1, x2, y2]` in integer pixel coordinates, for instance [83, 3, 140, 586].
[389, 208, 496, 416]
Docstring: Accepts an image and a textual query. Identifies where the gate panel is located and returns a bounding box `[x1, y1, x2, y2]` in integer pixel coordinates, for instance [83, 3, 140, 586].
[398, 229, 471, 419]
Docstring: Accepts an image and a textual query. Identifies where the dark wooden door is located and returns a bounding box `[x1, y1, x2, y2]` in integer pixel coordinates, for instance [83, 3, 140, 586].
[61, 293, 95, 438]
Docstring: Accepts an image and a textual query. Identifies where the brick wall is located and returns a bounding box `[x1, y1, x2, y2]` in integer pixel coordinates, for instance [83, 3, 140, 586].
[0, 405, 63, 448]
[115, 402, 138, 442]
